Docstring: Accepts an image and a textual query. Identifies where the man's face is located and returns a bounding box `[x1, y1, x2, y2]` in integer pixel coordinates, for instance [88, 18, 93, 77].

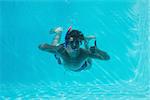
[66, 43, 79, 58]
[68, 37, 80, 50]
[66, 36, 80, 57]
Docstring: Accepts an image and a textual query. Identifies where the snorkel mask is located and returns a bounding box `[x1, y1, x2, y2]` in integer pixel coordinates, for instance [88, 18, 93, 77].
[65, 26, 84, 50]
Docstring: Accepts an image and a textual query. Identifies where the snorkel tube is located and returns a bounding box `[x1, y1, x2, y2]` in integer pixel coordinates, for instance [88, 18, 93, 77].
[68, 26, 72, 33]
[65, 26, 72, 47]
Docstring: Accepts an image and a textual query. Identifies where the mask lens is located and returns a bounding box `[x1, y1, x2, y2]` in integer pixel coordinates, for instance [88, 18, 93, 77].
[69, 37, 73, 42]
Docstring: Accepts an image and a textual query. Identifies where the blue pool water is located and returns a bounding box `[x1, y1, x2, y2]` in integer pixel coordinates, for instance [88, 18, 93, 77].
[0, 0, 150, 99]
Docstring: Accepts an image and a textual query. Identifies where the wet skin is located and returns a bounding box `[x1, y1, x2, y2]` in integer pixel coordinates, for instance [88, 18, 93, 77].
[39, 43, 110, 71]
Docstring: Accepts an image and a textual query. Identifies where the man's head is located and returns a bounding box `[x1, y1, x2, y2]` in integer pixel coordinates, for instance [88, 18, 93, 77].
[65, 29, 84, 57]
[65, 30, 84, 50]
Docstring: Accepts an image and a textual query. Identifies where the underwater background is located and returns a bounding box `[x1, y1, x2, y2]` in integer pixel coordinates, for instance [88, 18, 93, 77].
[0, 0, 150, 99]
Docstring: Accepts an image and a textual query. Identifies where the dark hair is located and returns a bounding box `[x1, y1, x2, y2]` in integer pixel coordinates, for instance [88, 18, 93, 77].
[65, 30, 84, 47]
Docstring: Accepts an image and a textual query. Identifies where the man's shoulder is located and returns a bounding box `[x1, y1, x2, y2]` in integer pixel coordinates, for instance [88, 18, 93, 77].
[57, 44, 66, 53]
[57, 43, 65, 49]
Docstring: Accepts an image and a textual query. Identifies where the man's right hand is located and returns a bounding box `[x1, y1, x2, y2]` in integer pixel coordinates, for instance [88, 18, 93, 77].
[50, 27, 63, 34]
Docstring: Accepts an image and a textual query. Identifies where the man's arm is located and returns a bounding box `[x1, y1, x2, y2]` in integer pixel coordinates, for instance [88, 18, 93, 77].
[50, 27, 63, 46]
[88, 46, 110, 60]
[39, 43, 58, 54]
[38, 27, 63, 53]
